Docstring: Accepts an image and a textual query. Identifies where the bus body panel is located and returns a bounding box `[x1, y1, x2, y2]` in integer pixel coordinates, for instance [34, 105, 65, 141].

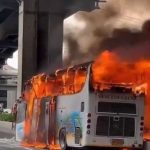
[55, 65, 145, 149]
[56, 86, 145, 148]
[84, 91, 145, 148]
[56, 92, 87, 147]
[17, 63, 145, 149]
[56, 66, 90, 147]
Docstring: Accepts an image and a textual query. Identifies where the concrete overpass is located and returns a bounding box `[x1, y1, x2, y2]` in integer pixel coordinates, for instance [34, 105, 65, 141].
[18, 0, 107, 95]
[0, 66, 17, 108]
[0, 0, 105, 66]
[0, 0, 106, 96]
[0, 0, 18, 67]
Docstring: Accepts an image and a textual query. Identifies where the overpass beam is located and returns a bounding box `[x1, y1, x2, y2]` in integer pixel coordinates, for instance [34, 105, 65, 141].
[0, 41, 17, 49]
[64, 0, 97, 16]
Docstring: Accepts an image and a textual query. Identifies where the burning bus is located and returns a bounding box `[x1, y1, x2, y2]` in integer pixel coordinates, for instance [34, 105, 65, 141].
[16, 60, 146, 150]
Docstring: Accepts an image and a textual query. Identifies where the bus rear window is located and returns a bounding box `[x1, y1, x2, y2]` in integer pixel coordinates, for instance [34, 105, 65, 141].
[98, 102, 136, 114]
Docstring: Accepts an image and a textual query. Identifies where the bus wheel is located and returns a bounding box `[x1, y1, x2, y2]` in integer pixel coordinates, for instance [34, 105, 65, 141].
[59, 128, 67, 150]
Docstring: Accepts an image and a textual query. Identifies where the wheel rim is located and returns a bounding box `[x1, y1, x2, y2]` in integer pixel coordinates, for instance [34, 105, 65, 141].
[60, 130, 66, 150]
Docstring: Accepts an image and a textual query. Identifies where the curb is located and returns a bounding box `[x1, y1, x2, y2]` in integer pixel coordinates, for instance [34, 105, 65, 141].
[0, 121, 15, 135]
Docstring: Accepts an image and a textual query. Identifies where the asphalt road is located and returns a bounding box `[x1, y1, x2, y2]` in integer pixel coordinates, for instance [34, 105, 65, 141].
[0, 137, 32, 150]
[0, 121, 144, 150]
[0, 121, 33, 150]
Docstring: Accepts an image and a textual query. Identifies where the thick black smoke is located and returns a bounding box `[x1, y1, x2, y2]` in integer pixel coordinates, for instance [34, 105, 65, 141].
[63, 0, 150, 66]
[100, 20, 150, 61]
[63, 6, 119, 66]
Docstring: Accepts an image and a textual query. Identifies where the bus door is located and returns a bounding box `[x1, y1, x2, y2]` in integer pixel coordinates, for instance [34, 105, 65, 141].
[35, 98, 49, 145]
[49, 97, 56, 145]
[30, 97, 56, 146]
[45, 101, 50, 144]
[30, 99, 40, 143]
[16, 101, 27, 141]
[35, 97, 56, 146]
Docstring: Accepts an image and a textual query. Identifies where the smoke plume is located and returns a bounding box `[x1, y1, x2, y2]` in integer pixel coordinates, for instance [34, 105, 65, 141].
[63, 0, 150, 66]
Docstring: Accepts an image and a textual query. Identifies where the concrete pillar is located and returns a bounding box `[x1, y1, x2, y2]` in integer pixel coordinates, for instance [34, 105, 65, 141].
[17, 1, 38, 97]
[37, 14, 64, 73]
[17, 0, 64, 96]
[36, 0, 64, 72]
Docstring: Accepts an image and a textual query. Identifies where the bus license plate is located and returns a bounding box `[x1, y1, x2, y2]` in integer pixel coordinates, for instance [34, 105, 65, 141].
[111, 139, 124, 146]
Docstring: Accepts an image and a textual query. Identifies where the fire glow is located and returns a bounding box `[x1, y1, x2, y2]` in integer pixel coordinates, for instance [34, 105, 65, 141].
[22, 66, 87, 149]
[23, 50, 150, 149]
[92, 51, 150, 138]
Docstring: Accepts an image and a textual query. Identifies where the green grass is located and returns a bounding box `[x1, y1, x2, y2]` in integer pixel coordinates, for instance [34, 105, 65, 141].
[0, 113, 15, 122]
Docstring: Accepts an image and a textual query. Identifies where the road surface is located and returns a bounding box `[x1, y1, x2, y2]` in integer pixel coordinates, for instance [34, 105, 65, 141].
[0, 121, 33, 150]
[0, 137, 32, 150]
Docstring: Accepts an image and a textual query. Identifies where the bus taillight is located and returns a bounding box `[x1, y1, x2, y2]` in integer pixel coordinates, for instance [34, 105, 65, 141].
[141, 116, 144, 120]
[140, 122, 144, 126]
[87, 119, 91, 123]
[140, 116, 144, 133]
[88, 113, 91, 117]
[87, 113, 91, 134]
[140, 127, 144, 131]
[87, 125, 91, 129]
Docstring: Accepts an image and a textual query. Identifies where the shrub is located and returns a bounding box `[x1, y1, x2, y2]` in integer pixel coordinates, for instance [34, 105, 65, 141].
[0, 113, 15, 122]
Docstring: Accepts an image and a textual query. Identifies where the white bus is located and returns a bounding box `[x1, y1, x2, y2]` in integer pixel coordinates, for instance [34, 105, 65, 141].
[56, 65, 145, 150]
[17, 63, 145, 150]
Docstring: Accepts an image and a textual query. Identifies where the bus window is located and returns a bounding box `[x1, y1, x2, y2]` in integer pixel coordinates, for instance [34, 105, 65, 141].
[98, 102, 136, 114]
[96, 116, 109, 136]
[124, 118, 135, 137]
[109, 117, 124, 136]
[96, 116, 135, 137]
[63, 68, 76, 94]
[74, 67, 87, 93]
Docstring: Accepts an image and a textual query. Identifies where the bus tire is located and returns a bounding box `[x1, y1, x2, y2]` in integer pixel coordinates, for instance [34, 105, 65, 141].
[59, 128, 67, 150]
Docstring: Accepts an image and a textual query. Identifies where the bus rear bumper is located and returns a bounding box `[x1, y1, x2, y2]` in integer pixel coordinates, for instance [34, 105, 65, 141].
[81, 136, 143, 149]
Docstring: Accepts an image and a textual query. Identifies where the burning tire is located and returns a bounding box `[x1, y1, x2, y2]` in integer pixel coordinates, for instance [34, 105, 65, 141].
[59, 128, 67, 150]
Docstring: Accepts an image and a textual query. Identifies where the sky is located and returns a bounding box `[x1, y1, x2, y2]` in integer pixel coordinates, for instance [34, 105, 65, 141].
[7, 50, 18, 69]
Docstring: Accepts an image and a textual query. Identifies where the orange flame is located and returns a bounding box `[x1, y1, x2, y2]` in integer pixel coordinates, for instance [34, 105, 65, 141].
[22, 67, 87, 149]
[22, 50, 150, 148]
[92, 50, 150, 139]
